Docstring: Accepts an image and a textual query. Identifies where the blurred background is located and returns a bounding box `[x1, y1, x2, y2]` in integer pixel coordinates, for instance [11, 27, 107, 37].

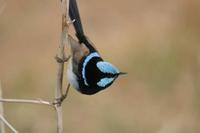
[0, 0, 200, 132]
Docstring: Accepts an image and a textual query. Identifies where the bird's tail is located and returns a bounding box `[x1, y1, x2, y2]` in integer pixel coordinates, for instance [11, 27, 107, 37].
[69, 0, 86, 43]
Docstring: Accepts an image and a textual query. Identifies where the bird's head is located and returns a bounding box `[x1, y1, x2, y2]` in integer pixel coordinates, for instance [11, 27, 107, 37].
[96, 61, 126, 88]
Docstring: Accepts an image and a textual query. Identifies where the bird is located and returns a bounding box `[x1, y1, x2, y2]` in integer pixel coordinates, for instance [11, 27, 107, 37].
[67, 0, 126, 95]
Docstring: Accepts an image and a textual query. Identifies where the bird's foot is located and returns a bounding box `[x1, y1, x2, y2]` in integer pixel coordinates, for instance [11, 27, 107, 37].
[53, 84, 70, 105]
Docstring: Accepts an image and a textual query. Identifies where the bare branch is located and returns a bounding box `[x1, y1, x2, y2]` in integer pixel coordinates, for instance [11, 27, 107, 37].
[0, 115, 19, 133]
[55, 0, 70, 133]
[0, 0, 71, 133]
[0, 99, 54, 107]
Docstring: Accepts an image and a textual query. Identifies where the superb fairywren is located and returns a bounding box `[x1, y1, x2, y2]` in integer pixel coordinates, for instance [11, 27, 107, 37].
[67, 0, 126, 95]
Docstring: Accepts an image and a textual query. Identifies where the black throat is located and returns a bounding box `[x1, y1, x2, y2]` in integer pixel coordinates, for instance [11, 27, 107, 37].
[78, 56, 105, 95]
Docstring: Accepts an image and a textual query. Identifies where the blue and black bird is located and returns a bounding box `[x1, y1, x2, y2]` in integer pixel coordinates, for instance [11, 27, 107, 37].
[67, 0, 126, 95]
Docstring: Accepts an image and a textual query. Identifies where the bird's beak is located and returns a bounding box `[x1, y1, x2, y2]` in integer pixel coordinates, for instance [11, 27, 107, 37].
[118, 72, 127, 75]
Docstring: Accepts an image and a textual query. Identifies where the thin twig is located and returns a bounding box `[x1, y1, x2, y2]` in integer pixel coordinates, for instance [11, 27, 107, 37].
[0, 115, 19, 133]
[0, 99, 54, 107]
[0, 82, 5, 133]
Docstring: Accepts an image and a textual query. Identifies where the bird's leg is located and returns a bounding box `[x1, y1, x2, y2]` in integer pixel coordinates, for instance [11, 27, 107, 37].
[60, 84, 70, 102]
[53, 84, 70, 105]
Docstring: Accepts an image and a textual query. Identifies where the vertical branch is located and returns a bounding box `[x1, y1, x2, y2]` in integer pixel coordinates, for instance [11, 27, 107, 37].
[55, 0, 69, 133]
[0, 82, 5, 133]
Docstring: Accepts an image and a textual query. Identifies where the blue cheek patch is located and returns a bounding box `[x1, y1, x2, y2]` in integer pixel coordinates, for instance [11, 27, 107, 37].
[82, 52, 100, 86]
[97, 78, 115, 87]
[96, 61, 119, 74]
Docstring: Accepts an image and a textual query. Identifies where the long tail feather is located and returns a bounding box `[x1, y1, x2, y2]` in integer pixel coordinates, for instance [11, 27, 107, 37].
[69, 0, 86, 42]
[69, 0, 96, 52]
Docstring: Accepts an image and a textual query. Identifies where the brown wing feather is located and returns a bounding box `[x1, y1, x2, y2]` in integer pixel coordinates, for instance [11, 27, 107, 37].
[68, 35, 90, 61]
[68, 35, 90, 75]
